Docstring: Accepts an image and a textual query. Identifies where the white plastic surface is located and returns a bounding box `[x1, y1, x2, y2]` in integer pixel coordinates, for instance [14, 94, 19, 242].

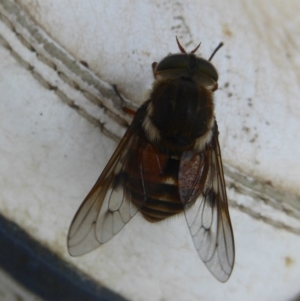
[0, 0, 300, 300]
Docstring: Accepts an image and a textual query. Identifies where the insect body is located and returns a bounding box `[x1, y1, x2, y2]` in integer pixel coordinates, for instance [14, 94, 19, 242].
[67, 38, 235, 282]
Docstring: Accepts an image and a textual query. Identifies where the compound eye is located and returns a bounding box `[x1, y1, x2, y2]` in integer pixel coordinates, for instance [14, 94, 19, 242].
[155, 54, 219, 84]
[156, 54, 189, 72]
[196, 58, 219, 82]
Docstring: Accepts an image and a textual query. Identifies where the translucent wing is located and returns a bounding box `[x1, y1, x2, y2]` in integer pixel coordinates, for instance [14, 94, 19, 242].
[67, 112, 145, 257]
[179, 122, 235, 282]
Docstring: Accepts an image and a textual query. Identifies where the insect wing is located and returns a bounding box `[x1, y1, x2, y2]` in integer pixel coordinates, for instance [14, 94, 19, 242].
[179, 125, 235, 282]
[67, 123, 141, 257]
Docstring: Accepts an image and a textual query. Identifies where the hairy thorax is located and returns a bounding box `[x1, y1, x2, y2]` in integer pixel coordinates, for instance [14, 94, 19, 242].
[143, 77, 215, 153]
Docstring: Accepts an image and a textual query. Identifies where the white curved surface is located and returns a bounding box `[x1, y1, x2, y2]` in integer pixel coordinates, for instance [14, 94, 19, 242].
[0, 0, 300, 300]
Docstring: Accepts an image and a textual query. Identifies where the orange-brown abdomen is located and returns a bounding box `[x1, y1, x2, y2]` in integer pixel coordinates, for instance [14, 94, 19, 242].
[123, 136, 209, 222]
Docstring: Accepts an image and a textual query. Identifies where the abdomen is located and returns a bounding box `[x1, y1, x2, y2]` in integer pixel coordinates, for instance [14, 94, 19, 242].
[123, 137, 184, 222]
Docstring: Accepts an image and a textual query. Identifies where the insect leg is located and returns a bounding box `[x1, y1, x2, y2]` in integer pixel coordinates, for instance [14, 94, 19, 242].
[112, 84, 136, 116]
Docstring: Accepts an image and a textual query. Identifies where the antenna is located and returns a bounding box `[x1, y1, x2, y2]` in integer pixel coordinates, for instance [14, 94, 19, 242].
[208, 42, 224, 61]
[176, 36, 201, 54]
[176, 36, 186, 53]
